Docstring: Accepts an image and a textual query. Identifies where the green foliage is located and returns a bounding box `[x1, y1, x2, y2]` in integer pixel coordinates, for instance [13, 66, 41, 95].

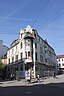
[0, 62, 5, 72]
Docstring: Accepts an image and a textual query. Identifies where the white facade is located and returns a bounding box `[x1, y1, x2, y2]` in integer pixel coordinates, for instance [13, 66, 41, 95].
[57, 55, 64, 73]
[7, 25, 57, 78]
[0, 40, 8, 59]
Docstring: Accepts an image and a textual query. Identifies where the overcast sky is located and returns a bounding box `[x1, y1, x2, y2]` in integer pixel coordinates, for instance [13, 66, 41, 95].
[0, 0, 64, 55]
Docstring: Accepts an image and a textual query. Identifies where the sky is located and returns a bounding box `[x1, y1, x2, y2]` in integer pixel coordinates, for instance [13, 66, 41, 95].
[0, 0, 64, 55]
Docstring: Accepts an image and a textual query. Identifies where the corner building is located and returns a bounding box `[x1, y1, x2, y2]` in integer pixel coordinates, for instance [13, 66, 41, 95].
[7, 25, 57, 78]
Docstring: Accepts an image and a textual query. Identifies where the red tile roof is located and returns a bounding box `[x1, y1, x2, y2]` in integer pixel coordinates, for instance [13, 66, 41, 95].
[57, 54, 64, 58]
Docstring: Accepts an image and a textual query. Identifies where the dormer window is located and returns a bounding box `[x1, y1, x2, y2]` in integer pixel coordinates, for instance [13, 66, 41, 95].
[32, 29, 35, 32]
[24, 29, 26, 31]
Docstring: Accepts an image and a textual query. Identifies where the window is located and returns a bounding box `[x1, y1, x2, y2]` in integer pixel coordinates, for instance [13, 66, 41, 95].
[42, 40, 43, 44]
[32, 29, 35, 32]
[12, 48, 14, 54]
[28, 39, 30, 42]
[20, 53, 23, 60]
[25, 39, 30, 46]
[35, 43, 37, 49]
[45, 50, 47, 54]
[15, 55, 18, 61]
[24, 29, 26, 31]
[20, 65, 23, 70]
[15, 67, 18, 71]
[25, 52, 27, 59]
[28, 51, 30, 57]
[35, 52, 38, 61]
[58, 59, 60, 61]
[21, 34, 22, 38]
[28, 39, 30, 46]
[39, 37, 40, 42]
[9, 51, 10, 55]
[62, 68, 64, 70]
[8, 58, 10, 64]
[20, 42, 22, 48]
[62, 59, 64, 61]
[45, 58, 47, 63]
[40, 46, 43, 54]
[12, 57, 14, 63]
[58, 63, 61, 67]
[40, 55, 43, 62]
[62, 63, 64, 66]
[34, 33, 36, 38]
[25, 40, 28, 46]
[16, 46, 18, 52]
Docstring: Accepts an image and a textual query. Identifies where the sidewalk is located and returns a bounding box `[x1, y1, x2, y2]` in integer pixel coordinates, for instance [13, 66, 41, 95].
[43, 74, 64, 84]
[0, 78, 43, 87]
[0, 74, 64, 87]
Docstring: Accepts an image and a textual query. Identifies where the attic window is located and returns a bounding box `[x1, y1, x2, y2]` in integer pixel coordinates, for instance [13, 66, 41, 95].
[32, 29, 35, 31]
[24, 29, 26, 31]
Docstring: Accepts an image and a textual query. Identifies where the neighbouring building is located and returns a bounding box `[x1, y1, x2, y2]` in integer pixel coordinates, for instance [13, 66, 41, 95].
[7, 25, 57, 78]
[0, 39, 8, 61]
[57, 54, 64, 74]
[1, 54, 7, 65]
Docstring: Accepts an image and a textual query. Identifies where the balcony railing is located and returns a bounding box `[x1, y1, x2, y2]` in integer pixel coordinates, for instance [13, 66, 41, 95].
[9, 59, 23, 65]
[24, 32, 34, 39]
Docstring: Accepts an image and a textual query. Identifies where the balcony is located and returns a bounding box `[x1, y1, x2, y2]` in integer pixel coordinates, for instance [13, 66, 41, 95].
[8, 59, 23, 65]
[24, 32, 34, 39]
[25, 59, 33, 63]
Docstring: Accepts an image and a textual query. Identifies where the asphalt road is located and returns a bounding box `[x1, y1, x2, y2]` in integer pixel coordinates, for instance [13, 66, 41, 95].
[0, 82, 64, 96]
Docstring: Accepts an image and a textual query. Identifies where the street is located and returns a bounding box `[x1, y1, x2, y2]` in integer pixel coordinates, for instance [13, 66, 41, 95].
[0, 82, 64, 96]
[0, 74, 64, 96]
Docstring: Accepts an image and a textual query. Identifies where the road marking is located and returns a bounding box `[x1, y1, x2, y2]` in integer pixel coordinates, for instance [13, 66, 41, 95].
[26, 91, 32, 94]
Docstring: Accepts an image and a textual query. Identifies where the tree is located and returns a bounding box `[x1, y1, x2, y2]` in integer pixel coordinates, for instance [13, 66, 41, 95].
[0, 61, 5, 72]
[0, 61, 7, 80]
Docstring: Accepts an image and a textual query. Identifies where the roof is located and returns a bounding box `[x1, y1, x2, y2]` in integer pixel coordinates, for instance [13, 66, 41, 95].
[57, 54, 64, 58]
[10, 38, 19, 48]
[3, 45, 9, 49]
